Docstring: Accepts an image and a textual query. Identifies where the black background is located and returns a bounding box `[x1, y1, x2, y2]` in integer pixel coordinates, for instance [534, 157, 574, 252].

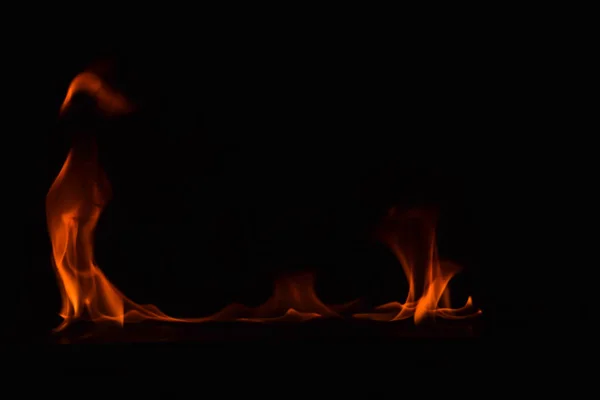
[8, 25, 580, 343]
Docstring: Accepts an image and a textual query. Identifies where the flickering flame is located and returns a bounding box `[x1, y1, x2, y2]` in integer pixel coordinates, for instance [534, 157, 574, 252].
[48, 72, 203, 331]
[353, 208, 482, 323]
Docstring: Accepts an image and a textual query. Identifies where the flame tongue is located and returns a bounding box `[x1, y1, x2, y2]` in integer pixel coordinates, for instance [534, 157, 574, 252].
[48, 71, 135, 329]
[354, 208, 482, 323]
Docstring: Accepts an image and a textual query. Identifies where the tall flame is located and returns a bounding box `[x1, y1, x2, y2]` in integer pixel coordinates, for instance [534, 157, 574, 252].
[47, 72, 203, 331]
[354, 208, 482, 323]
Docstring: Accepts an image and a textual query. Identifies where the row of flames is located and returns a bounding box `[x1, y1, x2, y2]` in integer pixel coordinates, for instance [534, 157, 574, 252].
[46, 71, 482, 332]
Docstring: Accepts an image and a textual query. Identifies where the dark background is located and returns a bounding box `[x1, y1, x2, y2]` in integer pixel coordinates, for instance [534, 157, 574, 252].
[9, 28, 577, 342]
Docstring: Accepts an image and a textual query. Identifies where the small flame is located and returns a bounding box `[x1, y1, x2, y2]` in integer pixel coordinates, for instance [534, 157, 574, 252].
[236, 272, 356, 322]
[353, 207, 482, 324]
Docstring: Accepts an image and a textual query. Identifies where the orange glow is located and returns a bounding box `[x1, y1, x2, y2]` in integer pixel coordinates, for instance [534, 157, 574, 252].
[48, 72, 215, 330]
[353, 208, 482, 324]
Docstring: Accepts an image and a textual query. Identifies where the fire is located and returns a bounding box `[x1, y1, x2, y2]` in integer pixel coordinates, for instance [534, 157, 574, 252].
[47, 70, 481, 332]
[353, 208, 482, 323]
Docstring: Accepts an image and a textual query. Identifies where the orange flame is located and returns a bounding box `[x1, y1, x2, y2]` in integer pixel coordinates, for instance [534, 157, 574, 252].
[354, 208, 482, 324]
[48, 72, 218, 330]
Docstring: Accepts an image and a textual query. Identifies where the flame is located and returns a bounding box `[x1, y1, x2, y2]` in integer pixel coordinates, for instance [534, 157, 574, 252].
[47, 71, 355, 331]
[353, 208, 482, 324]
[235, 272, 357, 322]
